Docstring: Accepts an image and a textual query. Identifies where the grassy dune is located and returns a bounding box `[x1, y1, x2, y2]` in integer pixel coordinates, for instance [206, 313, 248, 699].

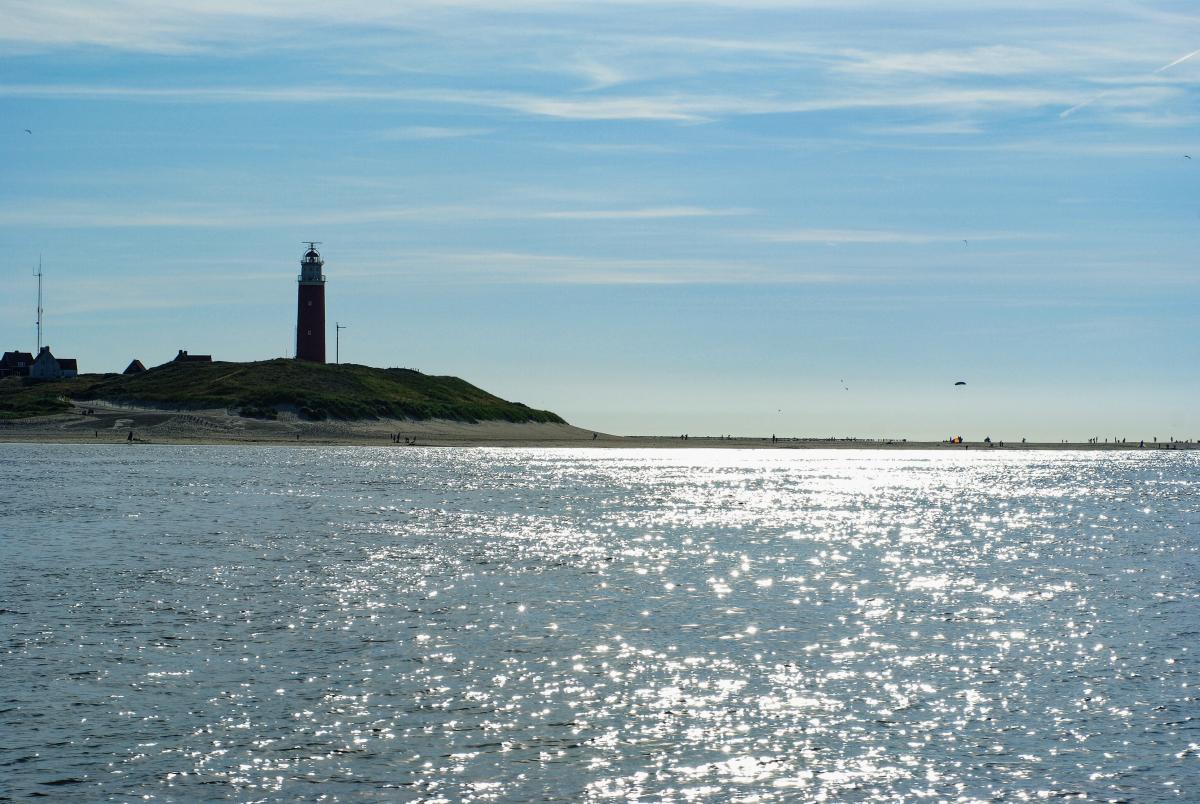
[0, 359, 566, 423]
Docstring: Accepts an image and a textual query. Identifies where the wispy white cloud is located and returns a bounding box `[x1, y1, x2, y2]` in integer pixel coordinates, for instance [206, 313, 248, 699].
[0, 1, 1121, 56]
[1059, 44, 1200, 119]
[1094, 109, 1200, 129]
[864, 120, 984, 136]
[568, 56, 632, 90]
[1060, 83, 1182, 119]
[339, 249, 863, 286]
[1154, 47, 1200, 73]
[834, 136, 1200, 156]
[299, 245, 1200, 287]
[0, 201, 749, 228]
[3, 0, 1195, 131]
[839, 45, 1060, 78]
[0, 83, 703, 121]
[0, 82, 1084, 122]
[537, 206, 750, 220]
[0, 202, 260, 228]
[376, 125, 494, 140]
[34, 271, 282, 317]
[545, 142, 684, 154]
[752, 228, 1041, 245]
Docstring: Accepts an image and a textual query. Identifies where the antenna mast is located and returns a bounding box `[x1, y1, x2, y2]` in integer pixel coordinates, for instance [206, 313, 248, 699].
[33, 257, 43, 352]
[335, 322, 347, 364]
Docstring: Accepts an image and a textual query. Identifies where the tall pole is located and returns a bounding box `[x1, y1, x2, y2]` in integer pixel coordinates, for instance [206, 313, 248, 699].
[33, 256, 43, 352]
[335, 322, 347, 364]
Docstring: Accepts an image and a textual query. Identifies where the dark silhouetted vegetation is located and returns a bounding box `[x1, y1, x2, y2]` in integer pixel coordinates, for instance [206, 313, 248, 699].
[0, 377, 79, 419]
[0, 359, 566, 423]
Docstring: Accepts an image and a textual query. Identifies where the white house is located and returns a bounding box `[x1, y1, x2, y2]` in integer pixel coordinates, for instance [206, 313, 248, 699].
[29, 346, 78, 379]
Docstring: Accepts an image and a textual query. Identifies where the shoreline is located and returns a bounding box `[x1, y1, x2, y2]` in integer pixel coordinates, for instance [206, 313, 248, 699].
[0, 404, 1191, 451]
[0, 439, 1187, 451]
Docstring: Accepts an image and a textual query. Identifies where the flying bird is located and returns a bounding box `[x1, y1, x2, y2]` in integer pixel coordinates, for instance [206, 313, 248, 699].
[954, 381, 967, 386]
[1186, 155, 1192, 159]
[24, 129, 31, 134]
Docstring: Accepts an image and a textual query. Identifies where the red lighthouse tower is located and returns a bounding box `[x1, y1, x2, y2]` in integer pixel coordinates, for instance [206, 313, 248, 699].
[296, 243, 326, 363]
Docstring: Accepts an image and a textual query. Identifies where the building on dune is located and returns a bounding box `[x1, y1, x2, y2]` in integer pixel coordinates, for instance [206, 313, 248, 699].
[172, 350, 212, 364]
[0, 350, 35, 378]
[29, 346, 78, 379]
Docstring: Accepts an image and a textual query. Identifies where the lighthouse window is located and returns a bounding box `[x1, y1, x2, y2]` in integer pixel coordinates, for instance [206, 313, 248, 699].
[307, 300, 312, 306]
[307, 330, 312, 335]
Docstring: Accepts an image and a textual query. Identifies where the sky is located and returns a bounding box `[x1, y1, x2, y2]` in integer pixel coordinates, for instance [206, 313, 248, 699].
[1, 1, 1198, 440]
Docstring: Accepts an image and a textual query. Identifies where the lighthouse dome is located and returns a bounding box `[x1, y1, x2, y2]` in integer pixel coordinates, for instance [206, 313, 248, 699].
[298, 243, 326, 283]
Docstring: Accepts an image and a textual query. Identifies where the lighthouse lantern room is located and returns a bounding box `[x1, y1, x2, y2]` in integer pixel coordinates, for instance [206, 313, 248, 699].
[296, 242, 326, 363]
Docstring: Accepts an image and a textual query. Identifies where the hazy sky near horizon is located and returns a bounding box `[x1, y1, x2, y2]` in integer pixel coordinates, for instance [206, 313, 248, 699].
[2, 1, 1198, 439]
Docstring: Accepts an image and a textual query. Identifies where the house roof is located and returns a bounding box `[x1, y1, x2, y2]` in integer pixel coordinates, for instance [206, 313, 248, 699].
[1, 351, 34, 366]
[124, 359, 146, 374]
[57, 358, 78, 371]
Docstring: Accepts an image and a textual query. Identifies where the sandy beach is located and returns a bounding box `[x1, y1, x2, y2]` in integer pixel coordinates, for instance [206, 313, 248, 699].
[0, 402, 1189, 450]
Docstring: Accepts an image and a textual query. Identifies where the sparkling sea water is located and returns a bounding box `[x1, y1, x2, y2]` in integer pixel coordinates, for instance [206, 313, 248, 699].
[1, 445, 1198, 802]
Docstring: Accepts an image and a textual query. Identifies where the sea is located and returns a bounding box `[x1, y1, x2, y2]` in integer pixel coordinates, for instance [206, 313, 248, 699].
[1, 445, 1198, 802]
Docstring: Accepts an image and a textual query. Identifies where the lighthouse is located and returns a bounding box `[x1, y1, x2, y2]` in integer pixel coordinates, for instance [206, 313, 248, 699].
[296, 242, 326, 362]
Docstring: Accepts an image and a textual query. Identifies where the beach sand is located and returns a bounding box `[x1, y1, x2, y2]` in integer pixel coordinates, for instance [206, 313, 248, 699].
[0, 402, 1188, 450]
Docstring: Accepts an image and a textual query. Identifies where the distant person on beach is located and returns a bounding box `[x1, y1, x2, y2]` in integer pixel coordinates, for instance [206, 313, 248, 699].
[127, 430, 133, 442]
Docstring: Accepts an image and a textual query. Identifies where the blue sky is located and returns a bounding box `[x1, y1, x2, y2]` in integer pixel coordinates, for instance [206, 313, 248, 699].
[2, 1, 1198, 440]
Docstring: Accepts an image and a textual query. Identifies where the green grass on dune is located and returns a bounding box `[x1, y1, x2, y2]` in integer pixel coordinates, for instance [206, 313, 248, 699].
[0, 376, 83, 420]
[0, 359, 566, 423]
